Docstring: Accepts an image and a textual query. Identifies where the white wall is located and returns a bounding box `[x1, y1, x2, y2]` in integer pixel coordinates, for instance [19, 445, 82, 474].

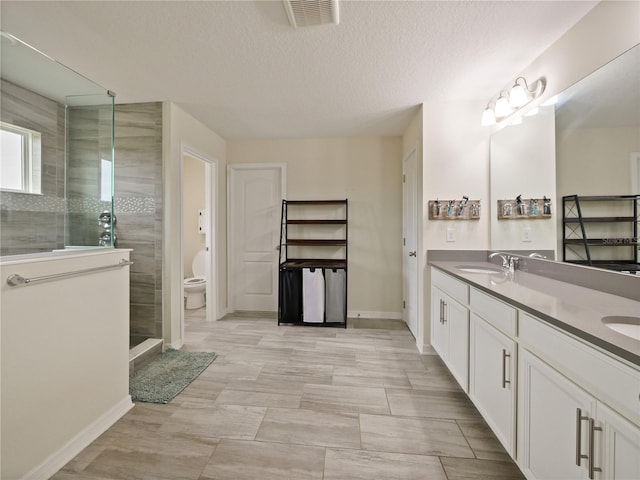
[228, 137, 403, 319]
[182, 155, 207, 277]
[0, 249, 132, 479]
[163, 103, 227, 348]
[419, 99, 491, 351]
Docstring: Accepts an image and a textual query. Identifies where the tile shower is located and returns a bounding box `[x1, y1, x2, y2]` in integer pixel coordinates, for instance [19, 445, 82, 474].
[0, 77, 163, 345]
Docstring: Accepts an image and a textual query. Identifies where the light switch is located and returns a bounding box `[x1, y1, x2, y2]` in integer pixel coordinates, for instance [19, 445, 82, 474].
[446, 228, 456, 242]
[522, 227, 532, 242]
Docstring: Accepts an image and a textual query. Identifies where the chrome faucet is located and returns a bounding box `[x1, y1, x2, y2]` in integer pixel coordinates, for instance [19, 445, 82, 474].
[489, 252, 518, 273]
[489, 252, 509, 270]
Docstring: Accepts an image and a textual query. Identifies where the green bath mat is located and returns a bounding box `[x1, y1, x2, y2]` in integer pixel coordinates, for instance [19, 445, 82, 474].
[129, 348, 217, 404]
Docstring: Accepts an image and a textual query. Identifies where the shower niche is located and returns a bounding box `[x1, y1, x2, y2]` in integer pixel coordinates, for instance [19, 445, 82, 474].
[0, 31, 116, 256]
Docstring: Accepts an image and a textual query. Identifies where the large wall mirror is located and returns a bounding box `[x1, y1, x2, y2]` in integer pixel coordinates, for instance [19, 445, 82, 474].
[490, 43, 640, 274]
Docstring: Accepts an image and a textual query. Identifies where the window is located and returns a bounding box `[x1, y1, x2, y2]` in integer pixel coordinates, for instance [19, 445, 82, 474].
[100, 158, 112, 202]
[0, 122, 42, 194]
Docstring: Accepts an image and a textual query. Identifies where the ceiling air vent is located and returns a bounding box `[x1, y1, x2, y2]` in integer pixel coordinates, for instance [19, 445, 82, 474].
[283, 0, 340, 28]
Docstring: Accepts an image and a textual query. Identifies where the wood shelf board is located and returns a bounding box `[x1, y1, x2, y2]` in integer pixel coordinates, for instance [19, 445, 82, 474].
[563, 217, 636, 223]
[280, 259, 347, 269]
[285, 239, 347, 246]
[563, 238, 639, 246]
[287, 219, 347, 225]
[285, 200, 347, 205]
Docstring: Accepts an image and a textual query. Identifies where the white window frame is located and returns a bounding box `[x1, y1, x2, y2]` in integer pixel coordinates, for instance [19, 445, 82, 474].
[0, 121, 42, 194]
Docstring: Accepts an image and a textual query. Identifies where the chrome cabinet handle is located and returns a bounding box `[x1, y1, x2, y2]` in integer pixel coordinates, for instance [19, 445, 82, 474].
[588, 418, 602, 479]
[501, 349, 511, 388]
[576, 408, 589, 466]
[441, 301, 447, 323]
[439, 299, 444, 324]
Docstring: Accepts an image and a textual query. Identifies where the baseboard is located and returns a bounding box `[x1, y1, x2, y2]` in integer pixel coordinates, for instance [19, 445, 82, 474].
[347, 310, 402, 320]
[171, 339, 183, 350]
[22, 396, 134, 480]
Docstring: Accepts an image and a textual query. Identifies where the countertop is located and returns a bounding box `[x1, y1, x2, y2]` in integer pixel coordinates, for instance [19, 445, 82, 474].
[430, 261, 640, 367]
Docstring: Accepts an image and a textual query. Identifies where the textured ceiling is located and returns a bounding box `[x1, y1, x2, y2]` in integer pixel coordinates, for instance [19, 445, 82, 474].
[1, 1, 597, 139]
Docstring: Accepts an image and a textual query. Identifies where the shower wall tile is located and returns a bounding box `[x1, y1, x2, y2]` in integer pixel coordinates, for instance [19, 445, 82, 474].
[113, 102, 163, 341]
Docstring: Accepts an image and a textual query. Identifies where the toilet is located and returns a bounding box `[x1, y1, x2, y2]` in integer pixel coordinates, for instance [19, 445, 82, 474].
[184, 249, 206, 309]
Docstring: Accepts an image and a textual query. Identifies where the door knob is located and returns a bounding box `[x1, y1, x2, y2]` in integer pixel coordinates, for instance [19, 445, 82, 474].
[408, 251, 416, 257]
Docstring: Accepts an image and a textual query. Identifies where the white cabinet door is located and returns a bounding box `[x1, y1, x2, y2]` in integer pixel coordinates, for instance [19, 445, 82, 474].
[447, 297, 469, 391]
[518, 349, 595, 480]
[430, 286, 469, 391]
[470, 313, 517, 456]
[597, 402, 640, 480]
[430, 287, 448, 359]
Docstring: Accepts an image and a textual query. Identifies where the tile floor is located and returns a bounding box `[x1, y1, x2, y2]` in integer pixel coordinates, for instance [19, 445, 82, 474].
[52, 310, 525, 480]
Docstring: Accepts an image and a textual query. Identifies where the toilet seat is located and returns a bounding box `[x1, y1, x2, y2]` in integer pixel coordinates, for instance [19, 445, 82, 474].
[184, 277, 205, 285]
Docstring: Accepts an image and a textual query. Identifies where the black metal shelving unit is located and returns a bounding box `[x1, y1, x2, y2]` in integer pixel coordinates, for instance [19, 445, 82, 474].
[278, 199, 348, 327]
[562, 194, 639, 273]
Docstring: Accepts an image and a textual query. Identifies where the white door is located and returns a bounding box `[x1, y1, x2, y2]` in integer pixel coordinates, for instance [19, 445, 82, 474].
[447, 298, 469, 391]
[402, 149, 418, 337]
[518, 349, 595, 480]
[229, 165, 284, 311]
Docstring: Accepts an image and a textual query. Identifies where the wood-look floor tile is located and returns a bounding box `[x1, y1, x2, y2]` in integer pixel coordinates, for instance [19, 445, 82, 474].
[255, 407, 361, 449]
[214, 388, 301, 408]
[456, 419, 512, 461]
[82, 448, 210, 480]
[258, 362, 334, 384]
[300, 383, 390, 415]
[159, 404, 266, 440]
[440, 456, 526, 480]
[223, 346, 292, 364]
[406, 367, 464, 391]
[200, 439, 324, 480]
[200, 360, 263, 381]
[386, 388, 479, 419]
[324, 448, 448, 480]
[360, 414, 474, 457]
[225, 376, 307, 395]
[290, 349, 357, 367]
[332, 365, 412, 389]
[356, 351, 426, 371]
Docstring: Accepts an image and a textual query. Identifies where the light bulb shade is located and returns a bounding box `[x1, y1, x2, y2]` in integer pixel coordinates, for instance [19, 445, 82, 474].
[481, 107, 496, 126]
[509, 84, 529, 108]
[495, 95, 512, 118]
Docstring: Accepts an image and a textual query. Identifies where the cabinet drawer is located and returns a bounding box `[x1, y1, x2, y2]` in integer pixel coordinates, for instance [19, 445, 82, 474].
[470, 287, 517, 336]
[519, 312, 640, 425]
[431, 268, 469, 305]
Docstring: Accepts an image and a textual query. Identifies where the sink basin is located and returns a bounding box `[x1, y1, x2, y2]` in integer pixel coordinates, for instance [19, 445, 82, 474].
[456, 265, 503, 274]
[602, 316, 640, 340]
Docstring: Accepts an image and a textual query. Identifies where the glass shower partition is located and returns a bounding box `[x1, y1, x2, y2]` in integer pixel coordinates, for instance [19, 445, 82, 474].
[65, 93, 116, 249]
[0, 32, 116, 256]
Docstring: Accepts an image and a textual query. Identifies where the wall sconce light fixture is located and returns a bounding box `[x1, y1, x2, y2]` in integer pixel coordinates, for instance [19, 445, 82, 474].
[481, 76, 546, 126]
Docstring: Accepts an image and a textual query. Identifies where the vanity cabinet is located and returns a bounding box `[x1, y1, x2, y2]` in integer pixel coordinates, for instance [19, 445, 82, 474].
[429, 265, 640, 480]
[469, 288, 518, 457]
[430, 268, 469, 391]
[518, 312, 640, 480]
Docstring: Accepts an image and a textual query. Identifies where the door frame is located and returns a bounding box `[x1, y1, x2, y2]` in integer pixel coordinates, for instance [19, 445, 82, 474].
[227, 163, 287, 312]
[180, 144, 218, 341]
